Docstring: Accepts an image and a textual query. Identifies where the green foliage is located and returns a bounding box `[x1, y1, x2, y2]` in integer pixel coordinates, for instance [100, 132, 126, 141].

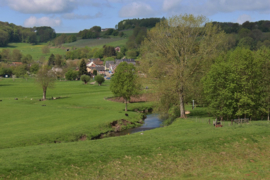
[13, 65, 27, 77]
[117, 18, 162, 30]
[126, 25, 147, 50]
[0, 67, 12, 76]
[79, 59, 87, 76]
[116, 51, 124, 59]
[81, 74, 91, 84]
[95, 74, 105, 86]
[78, 26, 100, 39]
[54, 54, 63, 67]
[110, 62, 141, 111]
[36, 65, 55, 100]
[93, 48, 104, 58]
[48, 54, 55, 66]
[104, 29, 114, 35]
[21, 54, 32, 64]
[30, 63, 39, 74]
[238, 37, 255, 50]
[11, 49, 22, 61]
[65, 69, 78, 80]
[203, 48, 268, 120]
[93, 69, 97, 76]
[126, 50, 137, 59]
[42, 45, 50, 54]
[103, 45, 116, 57]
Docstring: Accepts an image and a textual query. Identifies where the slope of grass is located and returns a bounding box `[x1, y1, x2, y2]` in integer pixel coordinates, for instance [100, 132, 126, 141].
[0, 43, 66, 61]
[0, 78, 151, 149]
[1, 113, 270, 179]
[63, 37, 128, 48]
[1, 77, 270, 179]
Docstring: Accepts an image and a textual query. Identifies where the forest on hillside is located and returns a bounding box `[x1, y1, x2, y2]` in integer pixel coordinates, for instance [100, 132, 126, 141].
[0, 21, 56, 47]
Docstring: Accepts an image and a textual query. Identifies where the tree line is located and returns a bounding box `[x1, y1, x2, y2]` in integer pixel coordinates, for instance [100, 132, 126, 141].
[0, 21, 56, 47]
[117, 18, 163, 30]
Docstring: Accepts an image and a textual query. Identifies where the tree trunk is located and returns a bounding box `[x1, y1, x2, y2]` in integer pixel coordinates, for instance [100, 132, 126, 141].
[179, 91, 186, 118]
[43, 88, 46, 100]
[125, 99, 127, 112]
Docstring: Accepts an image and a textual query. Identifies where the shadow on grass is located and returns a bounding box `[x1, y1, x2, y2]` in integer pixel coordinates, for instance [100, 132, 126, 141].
[0, 84, 13, 86]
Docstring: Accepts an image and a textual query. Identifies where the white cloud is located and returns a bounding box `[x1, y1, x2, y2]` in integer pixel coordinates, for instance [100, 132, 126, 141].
[119, 2, 156, 18]
[162, 0, 270, 16]
[6, 0, 76, 14]
[24, 16, 62, 27]
[237, 14, 252, 24]
[62, 12, 102, 19]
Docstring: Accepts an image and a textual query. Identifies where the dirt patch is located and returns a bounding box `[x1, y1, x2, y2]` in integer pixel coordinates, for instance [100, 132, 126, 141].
[107, 94, 149, 103]
[80, 135, 87, 141]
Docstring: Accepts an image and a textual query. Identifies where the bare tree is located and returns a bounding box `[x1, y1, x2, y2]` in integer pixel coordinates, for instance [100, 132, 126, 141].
[36, 66, 55, 100]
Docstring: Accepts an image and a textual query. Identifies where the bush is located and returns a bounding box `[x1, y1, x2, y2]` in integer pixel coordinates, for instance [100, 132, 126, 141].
[93, 69, 97, 76]
[65, 69, 78, 80]
[0, 67, 12, 77]
[95, 75, 105, 86]
[81, 75, 91, 84]
[30, 63, 39, 74]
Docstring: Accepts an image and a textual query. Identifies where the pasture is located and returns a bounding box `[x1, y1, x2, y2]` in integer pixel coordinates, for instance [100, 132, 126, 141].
[63, 37, 128, 49]
[0, 43, 66, 61]
[1, 78, 270, 179]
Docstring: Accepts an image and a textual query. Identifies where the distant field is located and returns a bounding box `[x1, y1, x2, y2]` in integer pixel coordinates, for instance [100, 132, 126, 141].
[63, 37, 128, 48]
[0, 43, 66, 61]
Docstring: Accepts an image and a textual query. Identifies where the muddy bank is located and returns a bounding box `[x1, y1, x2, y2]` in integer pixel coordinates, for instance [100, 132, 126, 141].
[91, 118, 145, 140]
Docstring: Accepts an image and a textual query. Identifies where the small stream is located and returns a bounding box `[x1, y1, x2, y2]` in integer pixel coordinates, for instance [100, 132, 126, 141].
[104, 114, 163, 138]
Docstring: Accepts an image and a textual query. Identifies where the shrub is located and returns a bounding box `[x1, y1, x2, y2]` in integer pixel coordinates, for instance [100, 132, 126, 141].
[65, 69, 78, 80]
[81, 75, 91, 84]
[95, 75, 105, 86]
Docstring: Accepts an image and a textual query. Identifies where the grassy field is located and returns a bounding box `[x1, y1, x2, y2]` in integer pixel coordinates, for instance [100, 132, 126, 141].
[1, 77, 270, 179]
[63, 37, 128, 49]
[0, 78, 151, 149]
[0, 43, 66, 61]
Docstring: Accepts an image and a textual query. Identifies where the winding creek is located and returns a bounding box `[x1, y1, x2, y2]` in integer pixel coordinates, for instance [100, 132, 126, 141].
[102, 114, 163, 138]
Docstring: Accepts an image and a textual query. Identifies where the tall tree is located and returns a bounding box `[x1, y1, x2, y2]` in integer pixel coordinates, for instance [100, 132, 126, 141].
[79, 59, 87, 76]
[36, 66, 55, 100]
[110, 62, 141, 111]
[48, 54, 55, 66]
[140, 14, 226, 118]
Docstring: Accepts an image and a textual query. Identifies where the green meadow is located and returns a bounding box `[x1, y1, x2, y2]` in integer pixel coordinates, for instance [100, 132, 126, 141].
[0, 43, 66, 61]
[63, 37, 128, 49]
[0, 77, 270, 179]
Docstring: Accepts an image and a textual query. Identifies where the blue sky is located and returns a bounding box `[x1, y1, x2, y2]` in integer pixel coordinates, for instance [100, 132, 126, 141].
[0, 0, 269, 33]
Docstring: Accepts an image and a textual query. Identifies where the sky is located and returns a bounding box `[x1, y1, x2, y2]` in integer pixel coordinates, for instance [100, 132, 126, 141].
[0, 0, 269, 33]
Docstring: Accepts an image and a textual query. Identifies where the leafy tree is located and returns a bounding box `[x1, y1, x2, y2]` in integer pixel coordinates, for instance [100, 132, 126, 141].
[81, 75, 91, 84]
[126, 50, 137, 59]
[93, 69, 97, 76]
[13, 65, 27, 77]
[203, 48, 264, 120]
[116, 52, 124, 59]
[36, 66, 55, 100]
[54, 54, 63, 67]
[103, 45, 116, 57]
[238, 37, 254, 50]
[12, 49, 22, 61]
[30, 63, 39, 74]
[65, 69, 78, 80]
[79, 59, 87, 76]
[42, 45, 50, 54]
[95, 75, 105, 86]
[140, 14, 226, 118]
[48, 54, 55, 66]
[110, 62, 141, 111]
[93, 48, 104, 58]
[21, 54, 32, 64]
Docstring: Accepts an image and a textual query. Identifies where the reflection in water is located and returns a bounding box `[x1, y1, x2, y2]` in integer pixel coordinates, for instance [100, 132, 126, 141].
[111, 114, 163, 137]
